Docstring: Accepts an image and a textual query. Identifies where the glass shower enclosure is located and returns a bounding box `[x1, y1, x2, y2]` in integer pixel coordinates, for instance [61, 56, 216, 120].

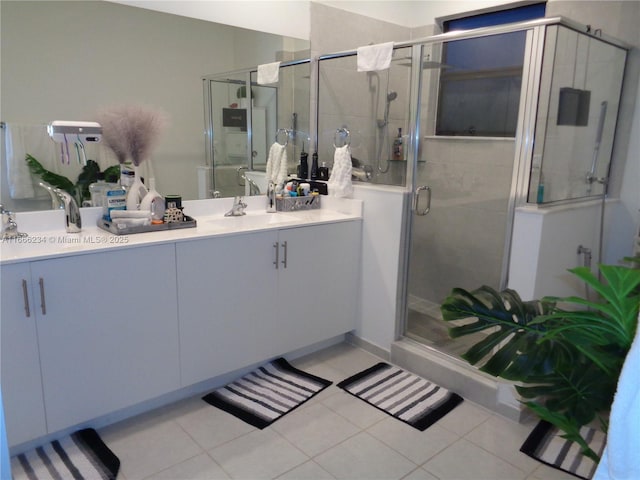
[316, 17, 628, 363]
[203, 59, 311, 198]
[404, 20, 627, 359]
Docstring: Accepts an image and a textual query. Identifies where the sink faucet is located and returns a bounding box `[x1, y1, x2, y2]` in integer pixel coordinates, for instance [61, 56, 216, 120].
[37, 182, 81, 232]
[38, 181, 65, 210]
[225, 196, 247, 217]
[1, 204, 27, 239]
[53, 188, 82, 233]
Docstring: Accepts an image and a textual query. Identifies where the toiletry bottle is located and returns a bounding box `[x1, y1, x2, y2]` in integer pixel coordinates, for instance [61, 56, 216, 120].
[393, 128, 403, 161]
[318, 162, 329, 181]
[310, 152, 319, 180]
[299, 144, 309, 180]
[537, 173, 545, 203]
[104, 185, 127, 221]
[89, 173, 109, 207]
[139, 178, 165, 224]
[120, 162, 135, 190]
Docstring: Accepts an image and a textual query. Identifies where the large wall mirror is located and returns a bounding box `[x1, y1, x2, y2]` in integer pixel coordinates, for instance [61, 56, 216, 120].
[0, 0, 310, 212]
[203, 60, 311, 198]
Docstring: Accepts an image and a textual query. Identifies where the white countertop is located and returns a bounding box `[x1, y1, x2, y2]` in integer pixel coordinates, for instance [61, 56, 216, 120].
[0, 196, 363, 265]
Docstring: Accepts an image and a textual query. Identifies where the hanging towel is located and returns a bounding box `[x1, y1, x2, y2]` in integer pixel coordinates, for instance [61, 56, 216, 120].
[357, 42, 394, 72]
[258, 61, 281, 85]
[265, 141, 288, 192]
[328, 145, 353, 198]
[593, 312, 640, 480]
[3, 124, 47, 199]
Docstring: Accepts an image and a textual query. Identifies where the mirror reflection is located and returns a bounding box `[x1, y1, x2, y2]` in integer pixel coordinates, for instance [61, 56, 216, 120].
[0, 0, 310, 212]
[204, 61, 311, 198]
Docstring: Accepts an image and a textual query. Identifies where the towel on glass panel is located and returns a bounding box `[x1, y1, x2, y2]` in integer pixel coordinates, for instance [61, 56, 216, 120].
[328, 145, 353, 198]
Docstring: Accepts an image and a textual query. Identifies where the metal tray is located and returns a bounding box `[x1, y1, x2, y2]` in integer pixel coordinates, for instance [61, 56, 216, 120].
[97, 215, 197, 235]
[276, 195, 321, 212]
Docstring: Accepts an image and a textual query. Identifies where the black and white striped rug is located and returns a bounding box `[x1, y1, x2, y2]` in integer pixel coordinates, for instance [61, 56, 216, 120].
[337, 362, 463, 431]
[202, 357, 332, 429]
[520, 420, 606, 479]
[11, 428, 120, 480]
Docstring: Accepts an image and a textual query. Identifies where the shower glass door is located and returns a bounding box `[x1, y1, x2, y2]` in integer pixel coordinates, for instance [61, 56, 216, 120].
[404, 32, 528, 358]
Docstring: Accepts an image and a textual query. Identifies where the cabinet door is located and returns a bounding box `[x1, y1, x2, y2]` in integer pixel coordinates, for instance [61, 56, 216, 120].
[31, 245, 180, 432]
[0, 263, 47, 447]
[275, 221, 361, 353]
[177, 231, 278, 386]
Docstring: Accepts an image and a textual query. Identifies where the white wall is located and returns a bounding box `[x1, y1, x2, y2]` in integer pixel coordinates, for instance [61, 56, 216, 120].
[0, 1, 303, 211]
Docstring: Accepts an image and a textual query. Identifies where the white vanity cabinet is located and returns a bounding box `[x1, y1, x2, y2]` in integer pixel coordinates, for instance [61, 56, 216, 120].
[31, 244, 180, 432]
[1, 244, 180, 444]
[177, 230, 279, 386]
[0, 263, 47, 446]
[269, 221, 361, 356]
[177, 220, 361, 387]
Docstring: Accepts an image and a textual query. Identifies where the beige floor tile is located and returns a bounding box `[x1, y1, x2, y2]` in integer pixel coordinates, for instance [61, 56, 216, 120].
[423, 438, 527, 480]
[465, 414, 542, 474]
[314, 432, 417, 480]
[146, 453, 230, 480]
[321, 390, 388, 429]
[401, 467, 440, 480]
[174, 398, 255, 451]
[276, 460, 337, 479]
[368, 417, 459, 465]
[100, 417, 202, 480]
[208, 428, 308, 479]
[436, 401, 491, 437]
[271, 402, 360, 456]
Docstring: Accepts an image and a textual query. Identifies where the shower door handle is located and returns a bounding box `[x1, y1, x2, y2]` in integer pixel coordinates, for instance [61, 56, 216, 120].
[413, 186, 431, 216]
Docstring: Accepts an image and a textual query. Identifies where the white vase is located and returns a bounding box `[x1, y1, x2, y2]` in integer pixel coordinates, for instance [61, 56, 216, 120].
[126, 166, 148, 210]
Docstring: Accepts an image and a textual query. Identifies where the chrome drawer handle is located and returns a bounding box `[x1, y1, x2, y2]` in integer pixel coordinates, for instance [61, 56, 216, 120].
[39, 277, 47, 315]
[22, 279, 31, 318]
[273, 242, 279, 269]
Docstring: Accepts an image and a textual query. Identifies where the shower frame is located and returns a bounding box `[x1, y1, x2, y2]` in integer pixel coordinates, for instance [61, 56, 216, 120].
[203, 57, 312, 196]
[313, 17, 630, 406]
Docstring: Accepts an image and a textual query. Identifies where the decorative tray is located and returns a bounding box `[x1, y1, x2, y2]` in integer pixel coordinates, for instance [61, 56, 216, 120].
[97, 215, 197, 235]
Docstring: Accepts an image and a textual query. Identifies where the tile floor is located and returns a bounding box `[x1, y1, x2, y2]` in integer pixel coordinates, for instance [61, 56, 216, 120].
[100, 342, 576, 480]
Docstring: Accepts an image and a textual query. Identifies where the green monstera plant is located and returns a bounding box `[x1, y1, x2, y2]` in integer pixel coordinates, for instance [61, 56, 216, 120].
[441, 263, 640, 461]
[26, 154, 120, 206]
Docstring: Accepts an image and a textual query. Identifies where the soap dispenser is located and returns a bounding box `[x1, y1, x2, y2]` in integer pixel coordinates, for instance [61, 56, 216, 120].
[298, 143, 309, 180]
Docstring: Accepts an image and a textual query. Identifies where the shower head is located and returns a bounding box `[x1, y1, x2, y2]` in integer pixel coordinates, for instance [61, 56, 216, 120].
[387, 91, 398, 102]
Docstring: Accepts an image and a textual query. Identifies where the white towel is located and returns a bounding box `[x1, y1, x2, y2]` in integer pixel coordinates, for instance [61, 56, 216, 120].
[265, 142, 288, 192]
[3, 124, 48, 199]
[258, 61, 281, 85]
[328, 145, 353, 198]
[594, 312, 640, 480]
[357, 42, 394, 72]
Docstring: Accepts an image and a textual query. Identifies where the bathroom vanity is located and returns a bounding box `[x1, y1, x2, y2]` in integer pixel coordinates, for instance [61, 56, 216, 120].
[0, 197, 362, 450]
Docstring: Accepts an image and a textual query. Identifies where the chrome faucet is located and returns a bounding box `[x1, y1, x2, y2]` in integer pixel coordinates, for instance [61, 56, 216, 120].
[38, 182, 82, 232]
[38, 181, 65, 210]
[53, 188, 82, 232]
[1, 204, 27, 239]
[225, 196, 247, 217]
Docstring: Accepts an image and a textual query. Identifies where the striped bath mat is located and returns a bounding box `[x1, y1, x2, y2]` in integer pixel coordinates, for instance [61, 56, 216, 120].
[11, 428, 120, 480]
[337, 362, 463, 431]
[520, 420, 606, 479]
[203, 357, 332, 429]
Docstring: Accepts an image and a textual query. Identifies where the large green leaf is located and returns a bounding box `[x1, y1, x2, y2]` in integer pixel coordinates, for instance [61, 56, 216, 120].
[25, 154, 75, 194]
[441, 264, 638, 463]
[441, 286, 567, 379]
